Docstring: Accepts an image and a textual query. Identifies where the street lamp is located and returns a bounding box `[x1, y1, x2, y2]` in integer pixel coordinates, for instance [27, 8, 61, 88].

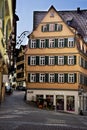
[16, 31, 30, 48]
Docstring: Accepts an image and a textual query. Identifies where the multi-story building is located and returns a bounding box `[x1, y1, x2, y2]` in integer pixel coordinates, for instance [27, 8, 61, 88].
[16, 45, 27, 89]
[25, 6, 87, 114]
[0, 0, 18, 101]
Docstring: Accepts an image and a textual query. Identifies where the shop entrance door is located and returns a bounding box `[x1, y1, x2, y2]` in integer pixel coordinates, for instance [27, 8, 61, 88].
[56, 95, 64, 110]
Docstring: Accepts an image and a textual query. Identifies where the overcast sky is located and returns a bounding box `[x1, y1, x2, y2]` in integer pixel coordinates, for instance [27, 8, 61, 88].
[16, 0, 87, 43]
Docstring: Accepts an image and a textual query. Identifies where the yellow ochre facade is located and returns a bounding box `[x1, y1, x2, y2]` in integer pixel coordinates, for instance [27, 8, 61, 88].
[25, 6, 87, 114]
[0, 0, 13, 102]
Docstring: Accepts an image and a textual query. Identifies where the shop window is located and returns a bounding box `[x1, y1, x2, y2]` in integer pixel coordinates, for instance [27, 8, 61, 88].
[46, 95, 53, 109]
[56, 95, 64, 110]
[66, 96, 75, 111]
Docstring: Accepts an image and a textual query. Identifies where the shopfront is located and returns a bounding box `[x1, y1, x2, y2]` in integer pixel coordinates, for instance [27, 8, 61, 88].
[27, 89, 79, 114]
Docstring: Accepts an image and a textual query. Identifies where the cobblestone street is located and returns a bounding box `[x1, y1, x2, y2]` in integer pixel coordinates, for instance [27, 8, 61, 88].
[0, 91, 87, 130]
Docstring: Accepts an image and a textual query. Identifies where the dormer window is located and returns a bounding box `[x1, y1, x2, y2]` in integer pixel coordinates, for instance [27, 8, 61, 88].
[50, 11, 54, 17]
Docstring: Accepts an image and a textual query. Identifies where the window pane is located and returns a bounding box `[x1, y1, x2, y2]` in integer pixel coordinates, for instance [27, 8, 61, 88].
[68, 56, 74, 65]
[58, 39, 64, 47]
[30, 74, 36, 82]
[39, 73, 45, 82]
[39, 56, 45, 65]
[49, 56, 55, 65]
[58, 74, 64, 83]
[31, 40, 36, 48]
[58, 56, 64, 65]
[68, 74, 74, 83]
[49, 74, 55, 82]
[66, 96, 75, 111]
[40, 39, 45, 48]
[30, 56, 36, 65]
[49, 39, 55, 48]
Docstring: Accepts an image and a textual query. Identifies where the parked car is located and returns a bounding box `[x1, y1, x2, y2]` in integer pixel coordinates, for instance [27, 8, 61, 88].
[16, 86, 26, 91]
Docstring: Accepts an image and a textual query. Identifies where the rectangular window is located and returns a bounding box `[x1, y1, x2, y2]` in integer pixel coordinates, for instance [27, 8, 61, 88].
[68, 56, 74, 65]
[49, 24, 55, 31]
[49, 39, 55, 48]
[39, 56, 45, 65]
[58, 38, 64, 47]
[49, 56, 55, 65]
[42, 25, 47, 32]
[31, 39, 36, 48]
[30, 73, 36, 82]
[40, 39, 45, 48]
[68, 74, 74, 83]
[39, 73, 45, 82]
[56, 24, 62, 31]
[30, 56, 36, 65]
[58, 56, 64, 65]
[49, 74, 55, 82]
[67, 96, 75, 111]
[68, 38, 74, 47]
[58, 73, 64, 83]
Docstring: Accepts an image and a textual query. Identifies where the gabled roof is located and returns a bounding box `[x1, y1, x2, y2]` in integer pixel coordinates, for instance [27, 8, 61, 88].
[33, 5, 87, 42]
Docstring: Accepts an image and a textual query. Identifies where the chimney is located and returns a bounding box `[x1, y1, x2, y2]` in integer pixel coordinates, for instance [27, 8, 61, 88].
[77, 7, 80, 13]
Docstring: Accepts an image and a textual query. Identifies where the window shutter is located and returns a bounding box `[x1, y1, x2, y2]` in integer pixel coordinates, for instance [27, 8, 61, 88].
[64, 38, 68, 47]
[55, 39, 58, 47]
[36, 39, 40, 48]
[45, 73, 48, 82]
[65, 73, 68, 82]
[74, 56, 76, 64]
[41, 26, 43, 32]
[36, 73, 39, 82]
[55, 73, 58, 82]
[47, 24, 49, 31]
[45, 39, 49, 48]
[28, 56, 30, 65]
[36, 56, 39, 65]
[45, 56, 48, 65]
[28, 39, 31, 48]
[64, 56, 67, 65]
[74, 73, 77, 83]
[28, 73, 30, 82]
[60, 24, 63, 31]
[55, 24, 57, 31]
[55, 56, 58, 65]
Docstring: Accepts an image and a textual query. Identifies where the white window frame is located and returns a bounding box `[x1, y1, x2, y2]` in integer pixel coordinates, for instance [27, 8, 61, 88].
[68, 56, 74, 65]
[56, 24, 62, 31]
[49, 39, 55, 48]
[31, 39, 36, 48]
[43, 25, 47, 32]
[30, 73, 36, 82]
[49, 56, 55, 65]
[49, 24, 55, 31]
[68, 74, 74, 83]
[68, 38, 74, 47]
[39, 73, 45, 82]
[58, 38, 64, 48]
[58, 73, 64, 83]
[30, 56, 36, 65]
[58, 56, 64, 65]
[39, 56, 45, 65]
[49, 73, 55, 83]
[40, 39, 45, 48]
